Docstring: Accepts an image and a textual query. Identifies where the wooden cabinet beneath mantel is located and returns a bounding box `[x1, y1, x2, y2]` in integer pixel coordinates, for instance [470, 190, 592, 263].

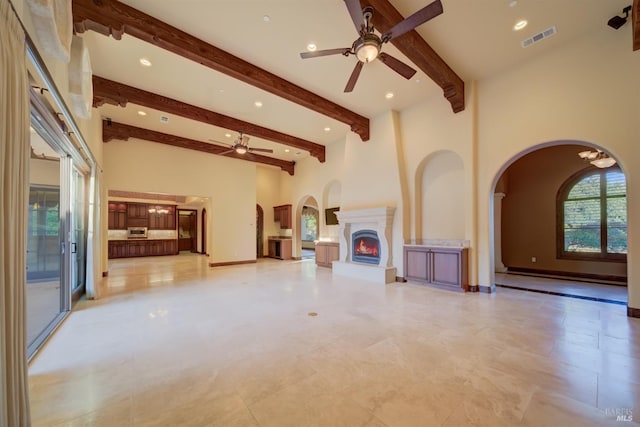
[273, 204, 292, 229]
[403, 246, 469, 292]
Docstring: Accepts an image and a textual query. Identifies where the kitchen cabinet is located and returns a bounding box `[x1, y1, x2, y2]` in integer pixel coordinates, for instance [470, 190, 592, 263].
[108, 240, 128, 258]
[108, 239, 178, 259]
[107, 202, 127, 229]
[403, 246, 469, 292]
[126, 203, 148, 227]
[268, 238, 292, 260]
[315, 241, 339, 268]
[148, 205, 176, 230]
[273, 204, 292, 229]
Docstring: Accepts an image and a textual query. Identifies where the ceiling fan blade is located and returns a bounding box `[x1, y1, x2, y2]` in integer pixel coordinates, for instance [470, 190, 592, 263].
[300, 48, 350, 59]
[378, 52, 417, 79]
[219, 149, 235, 156]
[343, 0, 364, 33]
[382, 0, 443, 41]
[249, 148, 274, 154]
[344, 61, 364, 93]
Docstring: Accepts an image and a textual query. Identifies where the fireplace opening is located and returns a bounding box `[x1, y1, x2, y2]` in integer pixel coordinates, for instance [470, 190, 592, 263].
[352, 230, 380, 265]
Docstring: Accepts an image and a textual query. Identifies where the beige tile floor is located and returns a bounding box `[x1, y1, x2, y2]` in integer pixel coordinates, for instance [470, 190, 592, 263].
[28, 254, 640, 426]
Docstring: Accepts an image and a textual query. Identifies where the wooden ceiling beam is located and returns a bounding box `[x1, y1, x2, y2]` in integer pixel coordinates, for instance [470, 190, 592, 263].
[633, 0, 640, 51]
[72, 0, 370, 141]
[94, 76, 325, 163]
[103, 120, 296, 175]
[361, 0, 465, 113]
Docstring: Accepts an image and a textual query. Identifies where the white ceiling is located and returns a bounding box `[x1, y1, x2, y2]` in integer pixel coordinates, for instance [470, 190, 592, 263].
[84, 0, 632, 164]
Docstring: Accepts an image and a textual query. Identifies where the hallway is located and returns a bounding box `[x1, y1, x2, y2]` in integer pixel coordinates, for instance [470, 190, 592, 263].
[28, 255, 639, 426]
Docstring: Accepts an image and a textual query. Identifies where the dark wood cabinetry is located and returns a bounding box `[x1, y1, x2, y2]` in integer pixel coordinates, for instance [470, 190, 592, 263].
[273, 204, 292, 229]
[315, 241, 339, 268]
[108, 202, 177, 230]
[107, 202, 127, 229]
[403, 246, 469, 292]
[148, 205, 176, 230]
[108, 239, 178, 259]
[126, 203, 148, 227]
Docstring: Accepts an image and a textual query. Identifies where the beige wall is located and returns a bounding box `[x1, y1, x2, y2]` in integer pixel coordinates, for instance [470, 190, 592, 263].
[501, 145, 626, 278]
[256, 165, 287, 256]
[103, 138, 257, 263]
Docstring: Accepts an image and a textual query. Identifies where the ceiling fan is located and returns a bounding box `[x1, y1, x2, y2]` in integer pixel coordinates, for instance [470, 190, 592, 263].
[210, 132, 274, 155]
[300, 0, 443, 92]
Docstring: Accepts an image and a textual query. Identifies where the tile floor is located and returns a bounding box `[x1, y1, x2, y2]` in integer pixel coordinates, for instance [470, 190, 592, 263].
[495, 273, 628, 305]
[28, 255, 640, 426]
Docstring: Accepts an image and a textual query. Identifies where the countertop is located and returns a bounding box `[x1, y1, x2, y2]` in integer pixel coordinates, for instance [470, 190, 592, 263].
[108, 238, 178, 242]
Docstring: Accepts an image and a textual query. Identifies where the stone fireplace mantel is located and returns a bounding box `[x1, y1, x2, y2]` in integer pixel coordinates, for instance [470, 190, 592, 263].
[333, 206, 397, 284]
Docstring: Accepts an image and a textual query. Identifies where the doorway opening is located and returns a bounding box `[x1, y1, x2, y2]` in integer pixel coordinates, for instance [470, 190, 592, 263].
[256, 204, 264, 258]
[491, 143, 628, 305]
[178, 209, 198, 253]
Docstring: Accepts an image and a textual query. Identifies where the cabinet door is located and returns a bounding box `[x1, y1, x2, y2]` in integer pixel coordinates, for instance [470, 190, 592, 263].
[328, 245, 339, 263]
[115, 211, 127, 229]
[108, 210, 116, 229]
[405, 249, 429, 282]
[316, 245, 328, 265]
[149, 214, 159, 230]
[431, 250, 460, 287]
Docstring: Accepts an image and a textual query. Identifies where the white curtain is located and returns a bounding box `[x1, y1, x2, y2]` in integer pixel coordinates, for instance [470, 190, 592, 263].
[85, 168, 101, 299]
[0, 0, 32, 424]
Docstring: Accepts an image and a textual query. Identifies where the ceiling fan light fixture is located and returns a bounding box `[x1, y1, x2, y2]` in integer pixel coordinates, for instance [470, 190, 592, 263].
[354, 34, 381, 63]
[235, 146, 248, 154]
[578, 150, 593, 159]
[591, 155, 616, 168]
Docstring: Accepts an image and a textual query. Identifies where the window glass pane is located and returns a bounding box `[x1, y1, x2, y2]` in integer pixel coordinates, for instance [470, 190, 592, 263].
[568, 174, 599, 199]
[564, 199, 600, 252]
[607, 195, 627, 254]
[605, 171, 625, 196]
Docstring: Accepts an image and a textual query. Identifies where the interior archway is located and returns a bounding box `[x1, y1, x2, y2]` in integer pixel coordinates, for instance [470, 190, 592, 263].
[489, 141, 628, 303]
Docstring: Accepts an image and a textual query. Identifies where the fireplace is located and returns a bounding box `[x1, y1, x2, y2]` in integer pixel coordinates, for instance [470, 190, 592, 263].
[352, 230, 380, 264]
[332, 207, 396, 284]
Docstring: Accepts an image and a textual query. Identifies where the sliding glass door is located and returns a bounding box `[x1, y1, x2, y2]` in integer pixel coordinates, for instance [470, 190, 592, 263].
[26, 127, 68, 356]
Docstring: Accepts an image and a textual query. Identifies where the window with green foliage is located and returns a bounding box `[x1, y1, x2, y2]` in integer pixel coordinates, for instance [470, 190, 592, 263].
[558, 168, 626, 260]
[301, 206, 318, 241]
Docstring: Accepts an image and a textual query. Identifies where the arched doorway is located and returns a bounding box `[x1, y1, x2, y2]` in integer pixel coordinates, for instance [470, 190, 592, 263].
[490, 142, 628, 304]
[256, 204, 264, 258]
[201, 208, 207, 255]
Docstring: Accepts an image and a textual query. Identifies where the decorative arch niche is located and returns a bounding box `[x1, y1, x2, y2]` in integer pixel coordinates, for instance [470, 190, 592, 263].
[415, 150, 465, 241]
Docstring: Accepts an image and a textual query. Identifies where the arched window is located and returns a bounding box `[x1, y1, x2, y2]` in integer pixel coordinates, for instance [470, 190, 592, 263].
[557, 167, 627, 260]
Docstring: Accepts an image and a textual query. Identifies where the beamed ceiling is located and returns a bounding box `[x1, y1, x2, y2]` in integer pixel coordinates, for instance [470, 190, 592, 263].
[72, 0, 636, 175]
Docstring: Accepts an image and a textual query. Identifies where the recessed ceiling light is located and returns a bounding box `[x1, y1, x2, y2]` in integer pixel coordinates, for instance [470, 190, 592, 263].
[285, 149, 290, 153]
[385, 92, 394, 99]
[139, 58, 152, 67]
[415, 79, 421, 83]
[254, 101, 263, 108]
[263, 15, 270, 23]
[513, 20, 528, 31]
[307, 43, 317, 51]
[509, 0, 518, 7]
[137, 111, 147, 116]
[324, 127, 331, 132]
[225, 133, 231, 138]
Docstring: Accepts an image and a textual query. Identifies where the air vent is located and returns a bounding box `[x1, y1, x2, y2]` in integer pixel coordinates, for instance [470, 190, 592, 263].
[160, 116, 169, 123]
[521, 26, 557, 48]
